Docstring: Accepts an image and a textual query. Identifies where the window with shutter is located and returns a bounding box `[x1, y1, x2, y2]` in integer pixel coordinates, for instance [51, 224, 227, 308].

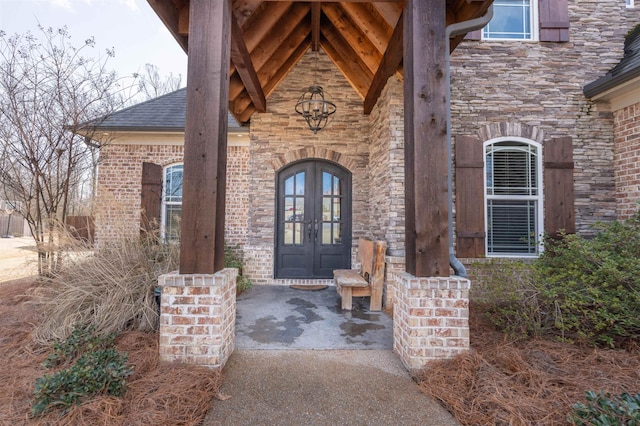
[471, 0, 569, 42]
[162, 163, 183, 241]
[482, 0, 538, 40]
[484, 139, 543, 256]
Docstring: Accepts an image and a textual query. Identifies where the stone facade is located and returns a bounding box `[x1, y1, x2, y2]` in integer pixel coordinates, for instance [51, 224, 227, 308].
[158, 268, 237, 367]
[613, 103, 640, 220]
[450, 0, 640, 234]
[245, 52, 371, 283]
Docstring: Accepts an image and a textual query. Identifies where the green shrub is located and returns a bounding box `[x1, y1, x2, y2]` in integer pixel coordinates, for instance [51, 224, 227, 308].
[225, 243, 253, 293]
[569, 391, 640, 425]
[469, 259, 542, 339]
[32, 327, 132, 417]
[534, 212, 640, 347]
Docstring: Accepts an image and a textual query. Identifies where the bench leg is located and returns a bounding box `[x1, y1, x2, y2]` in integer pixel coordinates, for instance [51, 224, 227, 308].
[341, 287, 353, 310]
[369, 293, 382, 312]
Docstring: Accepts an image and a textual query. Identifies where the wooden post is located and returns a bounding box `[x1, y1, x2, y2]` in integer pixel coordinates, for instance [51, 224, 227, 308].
[180, 0, 231, 274]
[403, 0, 449, 277]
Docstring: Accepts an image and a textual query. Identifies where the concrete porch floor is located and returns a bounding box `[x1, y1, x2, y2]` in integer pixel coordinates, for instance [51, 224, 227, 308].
[235, 285, 393, 350]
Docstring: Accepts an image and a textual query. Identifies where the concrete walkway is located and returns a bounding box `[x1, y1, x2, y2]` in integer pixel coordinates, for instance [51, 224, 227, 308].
[0, 236, 38, 283]
[203, 350, 459, 426]
[202, 286, 460, 425]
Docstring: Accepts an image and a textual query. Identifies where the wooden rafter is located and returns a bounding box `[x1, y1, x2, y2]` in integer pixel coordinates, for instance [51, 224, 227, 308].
[148, 0, 494, 120]
[364, 11, 403, 114]
[230, 13, 266, 113]
[311, 3, 321, 51]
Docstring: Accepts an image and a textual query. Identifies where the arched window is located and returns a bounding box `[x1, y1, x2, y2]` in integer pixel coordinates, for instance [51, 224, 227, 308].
[484, 138, 543, 256]
[162, 163, 183, 241]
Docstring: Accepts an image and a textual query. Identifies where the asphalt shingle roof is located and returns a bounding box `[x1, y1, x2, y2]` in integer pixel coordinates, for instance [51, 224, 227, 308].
[584, 25, 640, 98]
[93, 88, 247, 132]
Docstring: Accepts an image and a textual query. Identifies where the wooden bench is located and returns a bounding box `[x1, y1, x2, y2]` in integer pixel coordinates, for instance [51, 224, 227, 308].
[333, 238, 386, 311]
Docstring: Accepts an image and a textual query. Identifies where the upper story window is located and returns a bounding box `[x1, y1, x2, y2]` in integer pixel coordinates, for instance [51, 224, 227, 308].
[484, 139, 543, 256]
[627, 0, 635, 8]
[162, 163, 183, 241]
[483, 0, 538, 40]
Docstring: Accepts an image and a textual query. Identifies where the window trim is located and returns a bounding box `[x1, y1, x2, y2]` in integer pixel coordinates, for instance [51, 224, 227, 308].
[627, 0, 635, 8]
[161, 163, 183, 241]
[482, 0, 539, 42]
[483, 137, 544, 257]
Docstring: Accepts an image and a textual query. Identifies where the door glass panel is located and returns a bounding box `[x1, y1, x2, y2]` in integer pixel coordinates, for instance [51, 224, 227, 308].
[322, 198, 331, 221]
[284, 197, 294, 221]
[285, 176, 294, 196]
[295, 172, 305, 195]
[322, 222, 332, 244]
[294, 223, 302, 245]
[333, 200, 341, 222]
[333, 175, 340, 196]
[333, 223, 342, 244]
[284, 223, 294, 244]
[322, 172, 331, 195]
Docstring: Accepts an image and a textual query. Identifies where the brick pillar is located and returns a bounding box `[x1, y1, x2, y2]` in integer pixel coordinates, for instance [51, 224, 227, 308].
[392, 272, 470, 371]
[383, 255, 406, 308]
[159, 268, 237, 368]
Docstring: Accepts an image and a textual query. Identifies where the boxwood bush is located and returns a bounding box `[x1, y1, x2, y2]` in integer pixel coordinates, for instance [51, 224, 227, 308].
[534, 211, 640, 348]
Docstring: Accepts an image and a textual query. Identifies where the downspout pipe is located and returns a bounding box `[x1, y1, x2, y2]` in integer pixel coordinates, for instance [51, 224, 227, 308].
[445, 6, 494, 278]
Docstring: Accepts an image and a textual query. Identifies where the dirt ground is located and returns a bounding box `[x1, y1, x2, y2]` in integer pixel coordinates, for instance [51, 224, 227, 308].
[0, 236, 38, 282]
[1, 277, 638, 425]
[0, 278, 222, 425]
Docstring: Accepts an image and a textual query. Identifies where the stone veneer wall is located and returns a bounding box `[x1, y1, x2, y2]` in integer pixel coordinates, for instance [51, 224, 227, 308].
[94, 141, 249, 249]
[158, 268, 237, 367]
[613, 103, 640, 220]
[245, 50, 371, 284]
[367, 76, 406, 257]
[450, 0, 640, 235]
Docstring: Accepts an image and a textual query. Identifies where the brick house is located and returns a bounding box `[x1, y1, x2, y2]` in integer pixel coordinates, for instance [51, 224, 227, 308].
[86, 1, 640, 368]
[94, 0, 640, 277]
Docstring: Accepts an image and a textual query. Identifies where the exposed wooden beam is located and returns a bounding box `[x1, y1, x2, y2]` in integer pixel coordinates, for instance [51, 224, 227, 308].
[311, 3, 321, 51]
[341, 3, 393, 54]
[230, 12, 267, 112]
[404, 0, 449, 277]
[322, 3, 381, 75]
[231, 18, 311, 114]
[228, 2, 309, 101]
[364, 11, 403, 114]
[320, 29, 371, 99]
[180, 0, 231, 274]
[146, 0, 188, 53]
[371, 2, 403, 27]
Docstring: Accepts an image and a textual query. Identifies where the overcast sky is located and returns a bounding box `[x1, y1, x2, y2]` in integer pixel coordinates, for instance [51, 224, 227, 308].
[0, 0, 188, 82]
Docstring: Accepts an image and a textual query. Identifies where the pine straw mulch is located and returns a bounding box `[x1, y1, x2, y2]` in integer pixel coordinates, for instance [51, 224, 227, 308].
[418, 302, 640, 425]
[0, 278, 222, 425]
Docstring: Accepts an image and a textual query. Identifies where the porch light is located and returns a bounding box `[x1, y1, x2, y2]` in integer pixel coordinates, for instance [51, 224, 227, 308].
[295, 85, 336, 134]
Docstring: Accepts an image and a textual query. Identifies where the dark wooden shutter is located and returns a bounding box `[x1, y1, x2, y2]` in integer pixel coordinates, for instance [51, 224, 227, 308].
[544, 137, 575, 237]
[455, 135, 486, 258]
[465, 30, 481, 41]
[539, 0, 569, 42]
[141, 162, 162, 234]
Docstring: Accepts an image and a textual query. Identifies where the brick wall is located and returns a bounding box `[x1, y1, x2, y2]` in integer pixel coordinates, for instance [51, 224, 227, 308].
[392, 273, 470, 370]
[613, 103, 640, 219]
[95, 140, 249, 249]
[158, 268, 237, 367]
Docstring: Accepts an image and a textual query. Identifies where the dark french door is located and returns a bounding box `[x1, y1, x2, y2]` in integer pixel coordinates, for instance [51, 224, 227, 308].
[275, 160, 352, 278]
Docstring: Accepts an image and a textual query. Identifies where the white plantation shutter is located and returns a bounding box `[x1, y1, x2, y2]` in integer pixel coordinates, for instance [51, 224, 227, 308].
[485, 141, 542, 255]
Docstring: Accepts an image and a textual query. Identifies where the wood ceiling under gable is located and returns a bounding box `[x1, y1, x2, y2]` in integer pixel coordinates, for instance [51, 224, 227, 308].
[147, 0, 493, 124]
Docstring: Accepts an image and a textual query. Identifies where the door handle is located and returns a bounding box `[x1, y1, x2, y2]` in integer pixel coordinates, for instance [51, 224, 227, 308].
[307, 219, 313, 240]
[314, 218, 319, 242]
